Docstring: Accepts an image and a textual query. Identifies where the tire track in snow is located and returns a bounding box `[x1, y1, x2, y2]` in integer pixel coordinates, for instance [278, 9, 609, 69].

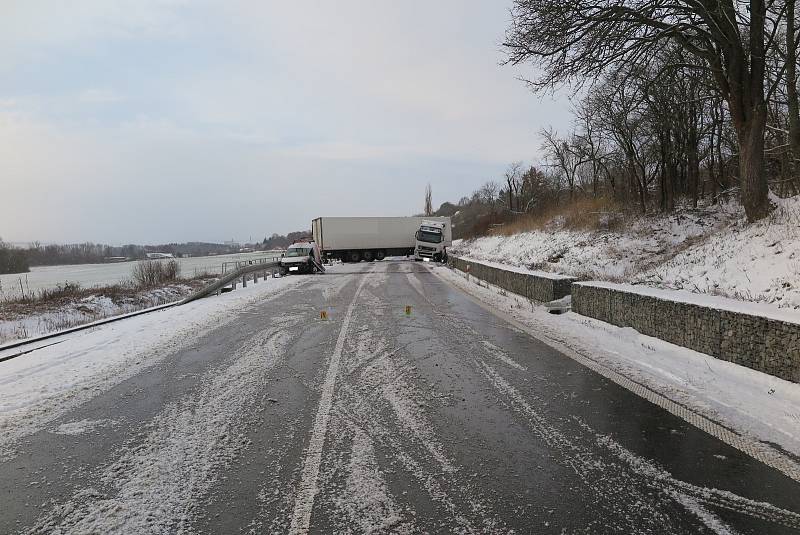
[417, 266, 800, 530]
[479, 340, 527, 371]
[26, 315, 302, 534]
[407, 270, 529, 373]
[327, 421, 415, 534]
[478, 359, 800, 531]
[0, 276, 309, 463]
[288, 265, 374, 534]
[329, 286, 506, 534]
[594, 433, 800, 530]
[438, 265, 800, 483]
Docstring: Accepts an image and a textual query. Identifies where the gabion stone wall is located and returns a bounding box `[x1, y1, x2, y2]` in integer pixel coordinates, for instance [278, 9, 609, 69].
[448, 256, 576, 303]
[572, 282, 800, 383]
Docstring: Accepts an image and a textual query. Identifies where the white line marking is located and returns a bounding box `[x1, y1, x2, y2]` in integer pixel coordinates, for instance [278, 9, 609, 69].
[289, 267, 373, 534]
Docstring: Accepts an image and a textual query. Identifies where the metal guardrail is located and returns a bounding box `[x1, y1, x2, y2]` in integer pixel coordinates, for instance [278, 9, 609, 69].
[0, 301, 179, 358]
[221, 256, 282, 275]
[0, 261, 284, 361]
[180, 260, 282, 305]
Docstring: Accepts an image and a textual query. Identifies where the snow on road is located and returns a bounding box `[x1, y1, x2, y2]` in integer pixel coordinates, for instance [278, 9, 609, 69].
[1, 261, 798, 533]
[435, 265, 800, 461]
[29, 314, 303, 534]
[0, 274, 305, 462]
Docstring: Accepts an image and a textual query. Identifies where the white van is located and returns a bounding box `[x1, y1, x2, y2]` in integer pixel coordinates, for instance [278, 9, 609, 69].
[280, 240, 325, 275]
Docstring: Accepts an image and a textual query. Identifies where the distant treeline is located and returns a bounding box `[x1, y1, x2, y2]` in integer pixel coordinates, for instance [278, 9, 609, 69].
[261, 231, 311, 250]
[18, 242, 244, 267]
[0, 240, 30, 274]
[0, 233, 310, 274]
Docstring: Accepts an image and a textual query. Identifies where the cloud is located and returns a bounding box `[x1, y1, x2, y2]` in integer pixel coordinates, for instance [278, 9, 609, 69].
[78, 89, 126, 104]
[0, 1, 571, 244]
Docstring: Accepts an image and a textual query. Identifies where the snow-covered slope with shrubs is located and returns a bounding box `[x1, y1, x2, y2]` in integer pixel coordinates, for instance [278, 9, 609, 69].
[452, 194, 800, 311]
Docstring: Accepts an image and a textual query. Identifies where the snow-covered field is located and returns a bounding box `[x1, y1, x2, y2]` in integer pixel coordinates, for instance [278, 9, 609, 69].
[0, 274, 306, 462]
[436, 266, 800, 460]
[0, 283, 204, 344]
[453, 195, 800, 310]
[0, 250, 281, 300]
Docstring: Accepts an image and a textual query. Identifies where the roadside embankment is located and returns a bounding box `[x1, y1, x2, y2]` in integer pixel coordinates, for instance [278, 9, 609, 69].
[572, 281, 800, 383]
[448, 255, 800, 384]
[453, 195, 800, 311]
[0, 276, 217, 344]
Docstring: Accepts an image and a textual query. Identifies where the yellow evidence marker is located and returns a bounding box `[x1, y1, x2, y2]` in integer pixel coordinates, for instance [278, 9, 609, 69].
[405, 305, 412, 316]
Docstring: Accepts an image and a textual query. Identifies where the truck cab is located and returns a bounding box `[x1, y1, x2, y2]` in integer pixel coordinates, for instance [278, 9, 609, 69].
[414, 220, 448, 262]
[280, 240, 324, 275]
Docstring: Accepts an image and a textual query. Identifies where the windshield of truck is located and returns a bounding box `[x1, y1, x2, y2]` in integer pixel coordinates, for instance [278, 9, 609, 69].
[285, 247, 312, 257]
[418, 229, 442, 243]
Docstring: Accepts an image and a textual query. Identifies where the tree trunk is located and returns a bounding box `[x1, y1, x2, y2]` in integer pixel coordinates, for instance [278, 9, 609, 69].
[736, 104, 770, 221]
[716, 104, 726, 193]
[787, 0, 800, 190]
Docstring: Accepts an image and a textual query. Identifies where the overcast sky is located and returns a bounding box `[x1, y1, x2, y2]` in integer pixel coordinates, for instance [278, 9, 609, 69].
[1, 1, 571, 245]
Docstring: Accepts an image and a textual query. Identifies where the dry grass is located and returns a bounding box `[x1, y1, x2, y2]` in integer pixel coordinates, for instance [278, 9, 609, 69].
[0, 273, 219, 343]
[132, 259, 181, 288]
[0, 273, 216, 311]
[0, 282, 133, 308]
[495, 197, 626, 236]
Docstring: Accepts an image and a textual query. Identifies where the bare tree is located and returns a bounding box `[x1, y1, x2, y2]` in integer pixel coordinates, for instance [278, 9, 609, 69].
[424, 183, 433, 216]
[505, 0, 788, 221]
[478, 181, 500, 213]
[786, 0, 800, 185]
[540, 127, 586, 202]
[504, 161, 524, 211]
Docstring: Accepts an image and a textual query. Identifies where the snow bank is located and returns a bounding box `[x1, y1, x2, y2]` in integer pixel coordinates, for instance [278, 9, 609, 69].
[453, 197, 800, 311]
[636, 194, 800, 309]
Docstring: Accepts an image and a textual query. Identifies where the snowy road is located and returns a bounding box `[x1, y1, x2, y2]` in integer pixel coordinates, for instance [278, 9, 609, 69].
[1, 261, 799, 534]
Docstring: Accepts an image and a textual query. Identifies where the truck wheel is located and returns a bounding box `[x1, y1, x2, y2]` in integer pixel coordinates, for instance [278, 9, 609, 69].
[348, 251, 361, 263]
[374, 250, 386, 261]
[363, 250, 374, 262]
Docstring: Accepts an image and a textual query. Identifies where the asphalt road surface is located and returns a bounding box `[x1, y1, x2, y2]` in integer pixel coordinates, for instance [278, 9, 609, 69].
[1, 261, 799, 534]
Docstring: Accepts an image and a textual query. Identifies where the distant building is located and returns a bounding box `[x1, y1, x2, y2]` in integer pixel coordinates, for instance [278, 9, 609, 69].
[145, 252, 175, 259]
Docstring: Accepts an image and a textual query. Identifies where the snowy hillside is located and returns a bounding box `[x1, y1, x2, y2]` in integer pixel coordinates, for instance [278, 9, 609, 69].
[452, 194, 800, 310]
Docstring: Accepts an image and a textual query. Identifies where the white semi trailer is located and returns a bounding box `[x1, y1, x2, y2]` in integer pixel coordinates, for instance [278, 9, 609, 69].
[311, 216, 452, 263]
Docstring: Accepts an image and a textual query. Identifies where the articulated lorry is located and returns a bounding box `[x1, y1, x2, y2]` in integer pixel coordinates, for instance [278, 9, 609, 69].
[311, 216, 452, 263]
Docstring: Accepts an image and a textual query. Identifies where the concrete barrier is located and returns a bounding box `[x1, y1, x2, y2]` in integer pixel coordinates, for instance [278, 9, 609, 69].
[572, 282, 800, 383]
[448, 256, 576, 303]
